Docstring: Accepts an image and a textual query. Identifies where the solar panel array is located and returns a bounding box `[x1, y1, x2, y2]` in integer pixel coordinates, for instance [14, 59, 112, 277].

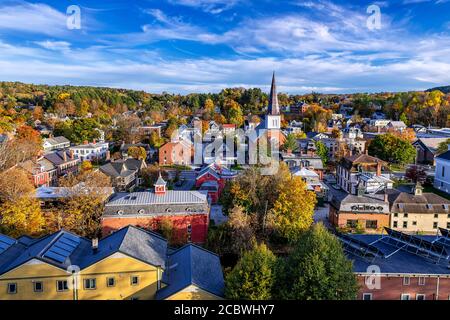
[42, 233, 80, 264]
[384, 228, 449, 262]
[337, 233, 384, 262]
[0, 235, 16, 254]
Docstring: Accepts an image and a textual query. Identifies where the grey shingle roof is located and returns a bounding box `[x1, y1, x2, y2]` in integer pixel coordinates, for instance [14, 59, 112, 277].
[0, 226, 168, 274]
[156, 244, 224, 299]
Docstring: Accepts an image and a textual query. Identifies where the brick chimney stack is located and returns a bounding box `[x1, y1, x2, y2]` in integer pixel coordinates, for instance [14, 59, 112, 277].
[376, 161, 382, 177]
[69, 150, 74, 160]
[63, 151, 67, 162]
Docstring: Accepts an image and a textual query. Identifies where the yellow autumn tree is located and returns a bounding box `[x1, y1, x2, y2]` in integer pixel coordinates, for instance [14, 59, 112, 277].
[268, 175, 316, 242]
[0, 197, 45, 237]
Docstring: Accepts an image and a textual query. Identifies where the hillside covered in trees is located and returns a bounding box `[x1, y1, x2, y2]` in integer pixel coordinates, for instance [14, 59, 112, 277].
[1, 81, 450, 137]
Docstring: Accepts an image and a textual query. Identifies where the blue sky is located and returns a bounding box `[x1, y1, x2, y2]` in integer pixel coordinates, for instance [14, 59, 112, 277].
[1, 0, 450, 94]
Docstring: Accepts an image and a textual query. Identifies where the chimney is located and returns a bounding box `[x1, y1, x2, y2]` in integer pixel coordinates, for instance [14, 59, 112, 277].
[92, 238, 98, 253]
[83, 140, 88, 145]
[106, 150, 111, 161]
[93, 139, 96, 144]
[69, 150, 74, 160]
[357, 183, 365, 197]
[384, 192, 388, 203]
[365, 149, 368, 155]
[63, 151, 67, 162]
[376, 161, 382, 177]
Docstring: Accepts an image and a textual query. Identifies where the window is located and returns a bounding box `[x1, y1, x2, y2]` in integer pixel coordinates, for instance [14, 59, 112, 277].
[404, 213, 408, 218]
[366, 220, 378, 229]
[447, 222, 450, 229]
[394, 213, 398, 218]
[442, 166, 445, 177]
[433, 222, 438, 229]
[393, 221, 398, 228]
[7, 283, 17, 294]
[418, 277, 426, 286]
[412, 221, 417, 226]
[347, 220, 358, 228]
[187, 224, 192, 234]
[403, 277, 410, 285]
[434, 213, 439, 218]
[401, 294, 410, 300]
[131, 276, 139, 286]
[33, 281, 43, 292]
[416, 294, 426, 300]
[362, 293, 372, 300]
[403, 221, 408, 228]
[56, 280, 68, 292]
[107, 277, 115, 287]
[84, 278, 96, 290]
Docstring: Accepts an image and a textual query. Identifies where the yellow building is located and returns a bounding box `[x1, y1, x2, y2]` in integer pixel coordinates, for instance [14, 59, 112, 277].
[0, 226, 224, 300]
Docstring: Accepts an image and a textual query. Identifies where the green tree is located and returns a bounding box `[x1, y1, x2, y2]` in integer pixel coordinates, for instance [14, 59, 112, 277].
[368, 133, 416, 165]
[437, 138, 450, 155]
[316, 141, 329, 165]
[127, 146, 147, 160]
[282, 133, 298, 152]
[225, 244, 277, 300]
[54, 118, 100, 144]
[275, 223, 358, 300]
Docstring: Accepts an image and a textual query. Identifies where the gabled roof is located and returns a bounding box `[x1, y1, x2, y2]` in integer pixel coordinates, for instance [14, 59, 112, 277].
[156, 244, 224, 299]
[390, 192, 450, 214]
[44, 150, 77, 166]
[100, 159, 144, 178]
[77, 225, 167, 269]
[44, 136, 70, 146]
[340, 154, 386, 170]
[413, 138, 448, 153]
[436, 150, 450, 161]
[0, 226, 168, 275]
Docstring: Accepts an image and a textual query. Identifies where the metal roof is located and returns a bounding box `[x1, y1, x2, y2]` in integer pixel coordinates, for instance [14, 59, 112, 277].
[105, 191, 208, 206]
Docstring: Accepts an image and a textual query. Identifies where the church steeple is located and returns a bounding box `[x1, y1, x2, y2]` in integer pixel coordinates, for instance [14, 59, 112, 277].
[265, 72, 281, 130]
[268, 72, 280, 115]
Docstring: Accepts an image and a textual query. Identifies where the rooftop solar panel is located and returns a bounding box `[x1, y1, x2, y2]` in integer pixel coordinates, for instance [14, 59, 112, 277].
[42, 232, 80, 264]
[384, 228, 449, 262]
[439, 228, 450, 239]
[0, 235, 16, 254]
[337, 234, 384, 262]
[44, 250, 66, 263]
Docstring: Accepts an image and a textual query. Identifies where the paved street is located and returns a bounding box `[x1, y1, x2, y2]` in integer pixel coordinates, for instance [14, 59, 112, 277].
[210, 205, 228, 225]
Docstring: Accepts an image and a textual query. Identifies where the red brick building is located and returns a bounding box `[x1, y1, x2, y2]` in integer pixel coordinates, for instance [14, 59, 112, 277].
[329, 189, 391, 233]
[339, 228, 450, 300]
[195, 163, 228, 203]
[102, 176, 210, 244]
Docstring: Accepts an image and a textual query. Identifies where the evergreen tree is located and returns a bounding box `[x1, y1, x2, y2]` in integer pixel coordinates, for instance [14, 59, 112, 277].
[275, 223, 358, 300]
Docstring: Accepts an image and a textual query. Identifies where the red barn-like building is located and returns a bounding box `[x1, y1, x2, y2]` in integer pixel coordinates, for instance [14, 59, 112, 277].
[102, 176, 210, 244]
[195, 163, 237, 203]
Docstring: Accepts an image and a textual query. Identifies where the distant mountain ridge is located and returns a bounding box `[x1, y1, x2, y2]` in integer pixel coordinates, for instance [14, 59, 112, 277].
[427, 86, 450, 93]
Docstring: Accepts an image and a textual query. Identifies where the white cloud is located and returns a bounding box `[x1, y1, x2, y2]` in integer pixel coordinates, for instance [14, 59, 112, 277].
[0, 2, 67, 36]
[34, 40, 71, 51]
[167, 0, 241, 14]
